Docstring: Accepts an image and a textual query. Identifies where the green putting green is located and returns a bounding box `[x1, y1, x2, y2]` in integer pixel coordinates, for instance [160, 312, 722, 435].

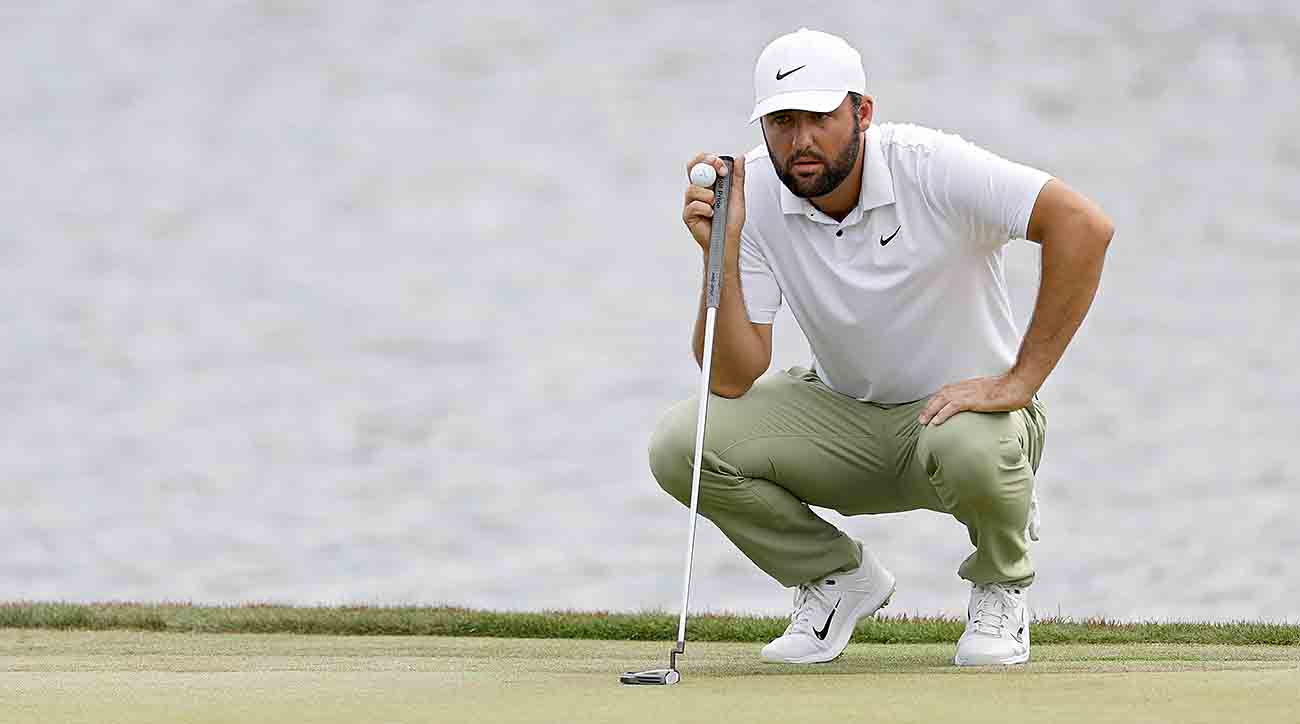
[3, 630, 1298, 723]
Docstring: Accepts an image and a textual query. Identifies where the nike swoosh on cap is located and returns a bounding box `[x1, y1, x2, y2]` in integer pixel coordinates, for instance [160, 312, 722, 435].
[775, 65, 806, 80]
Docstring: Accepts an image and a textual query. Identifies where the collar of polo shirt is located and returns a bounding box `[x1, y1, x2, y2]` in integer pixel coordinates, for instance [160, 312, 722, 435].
[778, 124, 895, 226]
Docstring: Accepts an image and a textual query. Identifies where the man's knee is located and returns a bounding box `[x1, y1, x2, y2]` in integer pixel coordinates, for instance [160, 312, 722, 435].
[648, 400, 697, 505]
[919, 412, 1028, 507]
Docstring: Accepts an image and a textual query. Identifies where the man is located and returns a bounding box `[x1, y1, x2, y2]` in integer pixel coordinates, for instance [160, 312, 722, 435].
[649, 28, 1113, 666]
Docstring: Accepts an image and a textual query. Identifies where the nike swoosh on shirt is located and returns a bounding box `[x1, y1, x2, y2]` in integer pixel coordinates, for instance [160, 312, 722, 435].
[813, 597, 841, 640]
[775, 65, 806, 80]
[880, 225, 901, 246]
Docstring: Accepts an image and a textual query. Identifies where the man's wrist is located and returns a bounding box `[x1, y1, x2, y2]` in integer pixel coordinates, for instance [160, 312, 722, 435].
[702, 245, 742, 269]
[1003, 366, 1044, 401]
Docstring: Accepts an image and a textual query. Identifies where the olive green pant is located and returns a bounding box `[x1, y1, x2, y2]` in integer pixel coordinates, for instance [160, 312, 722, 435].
[648, 367, 1047, 588]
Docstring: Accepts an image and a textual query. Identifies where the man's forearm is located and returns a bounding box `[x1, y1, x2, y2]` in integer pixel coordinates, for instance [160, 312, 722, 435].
[693, 248, 767, 397]
[1011, 213, 1113, 393]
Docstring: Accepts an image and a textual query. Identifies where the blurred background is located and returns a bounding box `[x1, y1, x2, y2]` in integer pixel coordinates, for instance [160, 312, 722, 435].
[2, 1, 1296, 622]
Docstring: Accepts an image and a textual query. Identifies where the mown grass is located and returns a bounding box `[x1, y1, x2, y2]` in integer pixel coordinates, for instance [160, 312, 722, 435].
[2, 602, 1297, 645]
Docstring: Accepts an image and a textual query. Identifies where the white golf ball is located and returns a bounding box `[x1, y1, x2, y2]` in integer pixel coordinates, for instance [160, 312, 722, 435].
[689, 162, 717, 187]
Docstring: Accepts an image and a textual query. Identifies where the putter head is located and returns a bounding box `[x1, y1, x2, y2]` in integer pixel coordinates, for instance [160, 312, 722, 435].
[619, 667, 680, 685]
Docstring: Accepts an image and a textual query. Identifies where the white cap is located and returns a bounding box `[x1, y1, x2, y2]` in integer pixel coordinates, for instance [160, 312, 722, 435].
[749, 28, 866, 123]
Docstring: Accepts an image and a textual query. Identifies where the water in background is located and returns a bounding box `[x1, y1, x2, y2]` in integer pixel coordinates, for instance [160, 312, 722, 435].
[2, 2, 1297, 621]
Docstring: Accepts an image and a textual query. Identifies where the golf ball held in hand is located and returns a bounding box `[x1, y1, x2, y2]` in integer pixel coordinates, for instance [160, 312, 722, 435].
[690, 162, 717, 187]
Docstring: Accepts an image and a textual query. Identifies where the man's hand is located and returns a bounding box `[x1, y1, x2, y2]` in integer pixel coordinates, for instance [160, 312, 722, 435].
[682, 152, 746, 254]
[918, 374, 1036, 426]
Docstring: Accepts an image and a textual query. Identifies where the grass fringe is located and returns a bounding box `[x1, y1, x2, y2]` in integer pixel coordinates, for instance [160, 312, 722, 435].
[1, 602, 1296, 645]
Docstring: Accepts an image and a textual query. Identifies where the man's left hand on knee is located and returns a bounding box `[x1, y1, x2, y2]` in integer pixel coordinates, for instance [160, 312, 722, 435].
[918, 374, 1036, 426]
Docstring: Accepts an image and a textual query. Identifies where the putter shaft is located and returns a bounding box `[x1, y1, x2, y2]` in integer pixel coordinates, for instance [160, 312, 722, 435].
[620, 155, 733, 687]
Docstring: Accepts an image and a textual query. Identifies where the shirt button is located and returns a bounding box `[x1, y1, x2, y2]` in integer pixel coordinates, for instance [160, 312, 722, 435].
[836, 230, 843, 237]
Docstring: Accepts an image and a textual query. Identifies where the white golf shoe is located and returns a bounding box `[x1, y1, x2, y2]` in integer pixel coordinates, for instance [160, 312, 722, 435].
[953, 583, 1030, 666]
[760, 546, 896, 664]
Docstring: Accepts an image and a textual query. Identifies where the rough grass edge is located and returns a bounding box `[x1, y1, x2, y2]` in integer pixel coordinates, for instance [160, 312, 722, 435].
[2, 602, 1297, 645]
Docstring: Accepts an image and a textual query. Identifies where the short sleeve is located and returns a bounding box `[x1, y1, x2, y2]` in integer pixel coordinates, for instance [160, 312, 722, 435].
[738, 229, 782, 324]
[927, 133, 1053, 248]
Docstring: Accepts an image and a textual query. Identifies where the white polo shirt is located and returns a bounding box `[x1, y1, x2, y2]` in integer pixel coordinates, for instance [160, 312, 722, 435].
[740, 122, 1052, 403]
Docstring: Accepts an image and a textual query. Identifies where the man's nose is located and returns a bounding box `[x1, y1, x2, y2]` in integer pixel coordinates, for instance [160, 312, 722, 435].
[792, 119, 817, 151]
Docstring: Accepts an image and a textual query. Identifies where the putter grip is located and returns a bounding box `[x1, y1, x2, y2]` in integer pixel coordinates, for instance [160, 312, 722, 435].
[705, 155, 734, 309]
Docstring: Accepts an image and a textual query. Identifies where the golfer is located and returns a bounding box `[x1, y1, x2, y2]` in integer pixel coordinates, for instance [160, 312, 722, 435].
[650, 28, 1113, 666]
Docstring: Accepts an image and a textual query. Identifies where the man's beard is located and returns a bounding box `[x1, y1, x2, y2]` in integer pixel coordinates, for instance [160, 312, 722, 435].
[768, 118, 862, 199]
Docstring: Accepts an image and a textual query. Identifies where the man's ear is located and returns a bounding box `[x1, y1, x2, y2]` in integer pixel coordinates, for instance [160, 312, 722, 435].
[859, 95, 875, 127]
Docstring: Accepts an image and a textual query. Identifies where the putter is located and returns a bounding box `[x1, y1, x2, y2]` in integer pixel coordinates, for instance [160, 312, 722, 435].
[621, 156, 734, 686]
